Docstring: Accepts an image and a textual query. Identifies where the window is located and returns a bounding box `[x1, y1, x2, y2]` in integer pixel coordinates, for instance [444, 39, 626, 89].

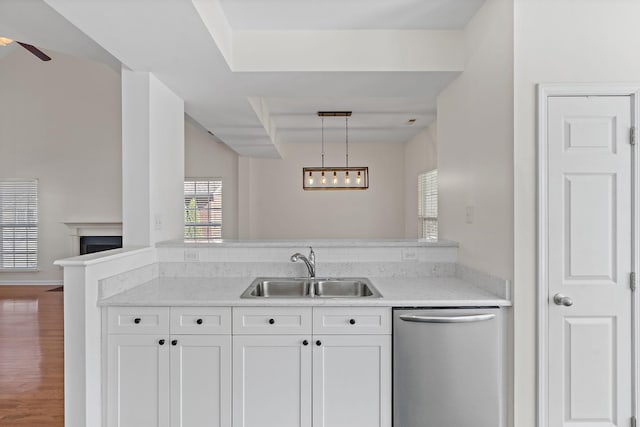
[184, 179, 222, 241]
[0, 179, 38, 270]
[418, 170, 438, 240]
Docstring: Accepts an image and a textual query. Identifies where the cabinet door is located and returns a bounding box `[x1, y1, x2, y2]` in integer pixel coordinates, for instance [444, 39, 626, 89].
[107, 334, 170, 427]
[170, 335, 231, 427]
[233, 335, 312, 427]
[313, 335, 391, 427]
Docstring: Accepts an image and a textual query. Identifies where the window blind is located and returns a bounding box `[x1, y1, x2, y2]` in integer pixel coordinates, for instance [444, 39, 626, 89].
[0, 179, 38, 269]
[184, 179, 222, 241]
[418, 170, 438, 240]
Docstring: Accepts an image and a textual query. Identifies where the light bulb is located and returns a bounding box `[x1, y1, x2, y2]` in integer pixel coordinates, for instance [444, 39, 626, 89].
[0, 37, 14, 47]
[333, 171, 337, 185]
[308, 171, 314, 185]
[321, 171, 326, 185]
[345, 171, 350, 184]
[356, 171, 361, 185]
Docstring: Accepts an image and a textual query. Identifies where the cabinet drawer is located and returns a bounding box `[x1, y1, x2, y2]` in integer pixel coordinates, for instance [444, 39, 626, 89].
[233, 307, 312, 334]
[313, 307, 391, 335]
[107, 306, 170, 334]
[170, 307, 231, 334]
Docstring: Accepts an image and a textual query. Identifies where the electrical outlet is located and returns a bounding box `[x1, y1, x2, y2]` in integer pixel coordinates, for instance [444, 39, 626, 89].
[465, 206, 475, 224]
[184, 250, 199, 261]
[402, 249, 418, 261]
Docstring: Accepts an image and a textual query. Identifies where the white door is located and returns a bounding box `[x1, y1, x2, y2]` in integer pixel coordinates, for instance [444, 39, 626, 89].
[233, 335, 312, 427]
[170, 335, 231, 427]
[546, 95, 633, 427]
[312, 335, 391, 427]
[107, 334, 170, 427]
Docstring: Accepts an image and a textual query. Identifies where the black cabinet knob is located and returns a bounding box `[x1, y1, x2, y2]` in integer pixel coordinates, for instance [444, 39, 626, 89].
[349, 318, 356, 325]
[302, 340, 309, 346]
[134, 318, 141, 324]
[196, 318, 203, 325]
[171, 340, 178, 346]
[268, 318, 275, 325]
[158, 339, 165, 346]
[316, 340, 322, 346]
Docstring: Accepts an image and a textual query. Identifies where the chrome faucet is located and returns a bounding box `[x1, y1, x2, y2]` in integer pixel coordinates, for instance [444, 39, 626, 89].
[290, 247, 316, 279]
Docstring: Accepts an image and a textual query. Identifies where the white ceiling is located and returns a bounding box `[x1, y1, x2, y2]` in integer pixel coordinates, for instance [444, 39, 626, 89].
[0, 0, 483, 158]
[265, 97, 436, 144]
[218, 0, 485, 30]
[0, 0, 119, 70]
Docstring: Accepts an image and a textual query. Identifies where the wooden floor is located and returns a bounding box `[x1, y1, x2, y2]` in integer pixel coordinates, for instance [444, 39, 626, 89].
[0, 286, 64, 426]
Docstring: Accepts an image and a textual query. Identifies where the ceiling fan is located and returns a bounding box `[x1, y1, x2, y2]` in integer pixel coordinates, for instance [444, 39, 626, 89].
[0, 37, 51, 61]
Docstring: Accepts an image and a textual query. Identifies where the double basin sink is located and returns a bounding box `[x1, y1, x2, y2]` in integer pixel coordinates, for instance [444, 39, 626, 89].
[241, 277, 382, 299]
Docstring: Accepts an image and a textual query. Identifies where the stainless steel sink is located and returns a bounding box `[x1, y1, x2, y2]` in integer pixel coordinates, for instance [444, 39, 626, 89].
[314, 279, 381, 298]
[241, 277, 381, 299]
[241, 278, 310, 298]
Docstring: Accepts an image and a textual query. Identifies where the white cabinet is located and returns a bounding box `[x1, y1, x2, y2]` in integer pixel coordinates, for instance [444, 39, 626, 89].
[313, 335, 391, 427]
[106, 306, 390, 427]
[106, 307, 231, 427]
[233, 335, 312, 427]
[107, 334, 170, 427]
[171, 335, 232, 427]
[232, 307, 391, 427]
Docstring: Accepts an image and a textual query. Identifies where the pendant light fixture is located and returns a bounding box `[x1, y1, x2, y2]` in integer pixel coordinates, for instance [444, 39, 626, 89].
[303, 111, 369, 190]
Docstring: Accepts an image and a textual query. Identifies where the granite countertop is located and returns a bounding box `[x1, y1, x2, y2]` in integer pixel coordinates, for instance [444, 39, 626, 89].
[99, 276, 511, 307]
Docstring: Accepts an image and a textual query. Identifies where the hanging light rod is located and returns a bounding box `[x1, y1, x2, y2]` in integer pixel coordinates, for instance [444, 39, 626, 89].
[317, 111, 352, 117]
[303, 111, 368, 191]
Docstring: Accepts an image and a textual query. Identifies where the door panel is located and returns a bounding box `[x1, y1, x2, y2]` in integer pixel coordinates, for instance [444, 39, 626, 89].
[313, 335, 391, 427]
[233, 335, 312, 427]
[170, 335, 231, 427]
[547, 96, 632, 427]
[565, 317, 616, 422]
[107, 334, 170, 427]
[564, 173, 616, 282]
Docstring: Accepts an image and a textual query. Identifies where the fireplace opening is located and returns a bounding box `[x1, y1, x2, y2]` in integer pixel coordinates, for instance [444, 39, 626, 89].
[80, 236, 123, 255]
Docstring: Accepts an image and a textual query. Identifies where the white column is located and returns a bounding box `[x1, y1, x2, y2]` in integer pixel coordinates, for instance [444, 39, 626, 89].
[237, 156, 252, 239]
[122, 67, 184, 246]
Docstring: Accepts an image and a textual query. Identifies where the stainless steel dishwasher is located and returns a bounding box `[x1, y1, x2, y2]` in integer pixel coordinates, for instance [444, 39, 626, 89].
[393, 307, 505, 427]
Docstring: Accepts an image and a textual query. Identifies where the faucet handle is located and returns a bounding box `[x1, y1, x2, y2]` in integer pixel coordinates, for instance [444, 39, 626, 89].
[308, 246, 315, 262]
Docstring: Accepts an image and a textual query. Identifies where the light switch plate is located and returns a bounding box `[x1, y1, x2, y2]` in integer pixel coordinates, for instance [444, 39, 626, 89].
[465, 206, 474, 224]
[154, 214, 163, 230]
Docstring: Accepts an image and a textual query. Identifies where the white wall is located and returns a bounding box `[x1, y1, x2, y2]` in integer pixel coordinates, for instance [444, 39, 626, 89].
[0, 48, 433, 280]
[185, 119, 239, 239]
[437, 0, 514, 280]
[239, 142, 406, 239]
[0, 48, 122, 283]
[513, 1, 640, 426]
[403, 125, 437, 238]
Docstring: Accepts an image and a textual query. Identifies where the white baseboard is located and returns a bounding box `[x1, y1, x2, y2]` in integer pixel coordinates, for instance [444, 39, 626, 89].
[0, 280, 63, 286]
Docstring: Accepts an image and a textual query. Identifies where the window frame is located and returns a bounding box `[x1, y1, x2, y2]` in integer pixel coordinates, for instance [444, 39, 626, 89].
[418, 169, 438, 240]
[184, 178, 223, 241]
[0, 178, 39, 271]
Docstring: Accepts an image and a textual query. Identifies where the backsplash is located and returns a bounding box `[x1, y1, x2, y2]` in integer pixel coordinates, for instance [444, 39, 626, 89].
[98, 240, 511, 301]
[158, 261, 456, 278]
[99, 262, 158, 299]
[155, 240, 458, 278]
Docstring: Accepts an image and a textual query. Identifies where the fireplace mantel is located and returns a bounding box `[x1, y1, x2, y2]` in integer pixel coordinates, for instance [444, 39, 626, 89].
[63, 222, 123, 256]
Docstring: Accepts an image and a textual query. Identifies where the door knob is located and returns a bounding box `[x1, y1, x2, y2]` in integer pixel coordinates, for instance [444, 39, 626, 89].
[553, 293, 573, 307]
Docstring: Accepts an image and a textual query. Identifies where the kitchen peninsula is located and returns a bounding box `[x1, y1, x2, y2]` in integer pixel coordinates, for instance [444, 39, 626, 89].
[55, 239, 510, 427]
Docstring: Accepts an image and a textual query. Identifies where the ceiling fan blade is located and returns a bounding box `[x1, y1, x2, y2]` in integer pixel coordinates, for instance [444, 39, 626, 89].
[16, 42, 51, 61]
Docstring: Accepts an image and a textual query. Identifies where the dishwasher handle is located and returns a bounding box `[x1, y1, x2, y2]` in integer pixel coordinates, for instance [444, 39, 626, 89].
[399, 313, 496, 324]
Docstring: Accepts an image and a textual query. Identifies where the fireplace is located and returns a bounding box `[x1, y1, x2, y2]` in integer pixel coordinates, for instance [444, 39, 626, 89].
[63, 222, 123, 257]
[79, 236, 123, 255]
